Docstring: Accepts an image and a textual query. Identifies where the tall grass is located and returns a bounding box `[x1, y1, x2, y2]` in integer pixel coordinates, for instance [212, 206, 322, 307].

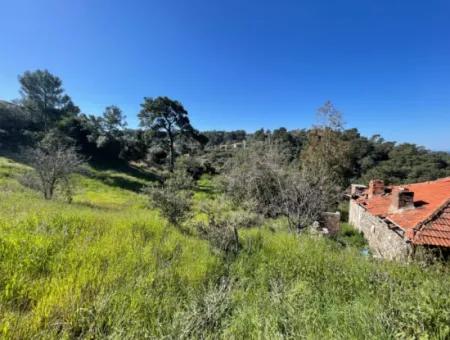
[0, 157, 449, 339]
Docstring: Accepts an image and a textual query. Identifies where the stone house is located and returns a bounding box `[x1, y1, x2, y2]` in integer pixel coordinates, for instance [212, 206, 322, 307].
[349, 177, 450, 260]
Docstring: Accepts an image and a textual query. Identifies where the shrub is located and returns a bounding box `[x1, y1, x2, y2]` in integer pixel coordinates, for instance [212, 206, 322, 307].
[175, 278, 234, 338]
[196, 217, 240, 257]
[175, 155, 205, 180]
[144, 183, 192, 226]
[17, 170, 42, 192]
[164, 168, 194, 191]
[143, 167, 196, 226]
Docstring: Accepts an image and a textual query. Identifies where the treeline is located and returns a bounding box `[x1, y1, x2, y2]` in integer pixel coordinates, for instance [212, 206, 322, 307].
[0, 70, 208, 169]
[1, 69, 449, 185]
[205, 127, 450, 185]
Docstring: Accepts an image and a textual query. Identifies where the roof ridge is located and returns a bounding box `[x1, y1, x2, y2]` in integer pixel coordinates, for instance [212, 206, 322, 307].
[411, 199, 450, 245]
[414, 198, 450, 230]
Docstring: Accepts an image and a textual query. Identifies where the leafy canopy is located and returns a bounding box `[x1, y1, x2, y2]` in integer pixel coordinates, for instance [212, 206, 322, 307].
[139, 96, 196, 171]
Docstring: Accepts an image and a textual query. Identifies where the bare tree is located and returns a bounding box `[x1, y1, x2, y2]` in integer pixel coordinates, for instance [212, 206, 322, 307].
[26, 137, 84, 200]
[316, 100, 345, 131]
[222, 143, 289, 217]
[279, 169, 338, 231]
[301, 101, 352, 187]
[223, 142, 337, 231]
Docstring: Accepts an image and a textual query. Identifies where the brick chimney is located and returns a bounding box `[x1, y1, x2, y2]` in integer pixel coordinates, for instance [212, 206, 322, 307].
[368, 179, 385, 199]
[389, 187, 415, 212]
[351, 184, 367, 197]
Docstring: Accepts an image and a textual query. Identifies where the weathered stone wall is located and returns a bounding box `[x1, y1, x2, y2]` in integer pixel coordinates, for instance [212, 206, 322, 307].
[349, 200, 411, 260]
[320, 211, 340, 236]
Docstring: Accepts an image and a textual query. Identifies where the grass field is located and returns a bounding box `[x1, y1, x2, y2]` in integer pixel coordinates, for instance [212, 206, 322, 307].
[0, 156, 449, 339]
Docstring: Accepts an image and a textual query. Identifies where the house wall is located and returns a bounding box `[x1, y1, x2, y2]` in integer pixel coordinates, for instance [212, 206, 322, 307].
[349, 200, 411, 260]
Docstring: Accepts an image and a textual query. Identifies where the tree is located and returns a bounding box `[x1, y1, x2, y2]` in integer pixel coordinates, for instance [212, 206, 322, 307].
[316, 100, 344, 131]
[18, 69, 79, 131]
[0, 100, 32, 148]
[26, 133, 84, 200]
[300, 101, 352, 187]
[101, 105, 127, 136]
[223, 143, 335, 230]
[139, 96, 196, 171]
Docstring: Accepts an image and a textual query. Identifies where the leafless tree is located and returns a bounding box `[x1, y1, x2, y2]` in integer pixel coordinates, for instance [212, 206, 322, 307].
[223, 142, 339, 231]
[222, 143, 289, 217]
[279, 169, 338, 231]
[301, 101, 352, 187]
[26, 138, 84, 200]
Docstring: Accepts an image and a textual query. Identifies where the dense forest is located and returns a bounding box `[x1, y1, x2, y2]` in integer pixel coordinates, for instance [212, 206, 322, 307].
[1, 70, 449, 187]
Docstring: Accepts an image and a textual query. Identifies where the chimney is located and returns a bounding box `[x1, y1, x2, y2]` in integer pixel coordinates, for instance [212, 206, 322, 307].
[351, 184, 367, 197]
[368, 179, 385, 199]
[389, 187, 415, 212]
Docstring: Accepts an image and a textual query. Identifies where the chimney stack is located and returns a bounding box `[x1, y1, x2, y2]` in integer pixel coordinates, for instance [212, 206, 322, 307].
[351, 184, 367, 197]
[368, 179, 385, 199]
[389, 187, 415, 213]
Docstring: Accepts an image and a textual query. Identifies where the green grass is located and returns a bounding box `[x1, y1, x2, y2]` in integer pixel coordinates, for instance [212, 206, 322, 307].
[0, 156, 449, 339]
[336, 222, 368, 250]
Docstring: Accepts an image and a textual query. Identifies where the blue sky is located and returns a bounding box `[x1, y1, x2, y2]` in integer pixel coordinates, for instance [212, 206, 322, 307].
[0, 0, 449, 150]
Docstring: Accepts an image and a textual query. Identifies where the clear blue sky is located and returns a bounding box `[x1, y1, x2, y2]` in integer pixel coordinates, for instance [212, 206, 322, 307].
[1, 0, 449, 150]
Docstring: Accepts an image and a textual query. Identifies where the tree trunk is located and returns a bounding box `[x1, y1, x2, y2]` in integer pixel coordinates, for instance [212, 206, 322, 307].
[44, 186, 52, 200]
[233, 225, 240, 253]
[168, 131, 175, 172]
[44, 181, 55, 200]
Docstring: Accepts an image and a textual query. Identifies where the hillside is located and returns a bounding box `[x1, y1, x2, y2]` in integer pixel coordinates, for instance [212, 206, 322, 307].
[0, 156, 449, 339]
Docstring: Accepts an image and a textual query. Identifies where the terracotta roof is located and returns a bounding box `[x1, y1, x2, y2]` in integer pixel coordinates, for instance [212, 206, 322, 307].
[355, 177, 450, 247]
[411, 203, 450, 247]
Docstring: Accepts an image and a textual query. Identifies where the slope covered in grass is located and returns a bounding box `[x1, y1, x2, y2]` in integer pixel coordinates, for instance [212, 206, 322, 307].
[0, 156, 449, 339]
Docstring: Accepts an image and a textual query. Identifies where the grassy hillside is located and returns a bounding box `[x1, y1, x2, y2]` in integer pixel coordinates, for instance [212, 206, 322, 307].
[0, 156, 449, 339]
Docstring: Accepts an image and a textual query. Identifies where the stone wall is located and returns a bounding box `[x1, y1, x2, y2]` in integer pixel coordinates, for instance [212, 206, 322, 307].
[349, 200, 411, 260]
[320, 211, 341, 236]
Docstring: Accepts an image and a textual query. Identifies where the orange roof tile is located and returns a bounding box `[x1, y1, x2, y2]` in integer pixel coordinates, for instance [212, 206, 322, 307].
[356, 177, 450, 247]
[412, 204, 450, 247]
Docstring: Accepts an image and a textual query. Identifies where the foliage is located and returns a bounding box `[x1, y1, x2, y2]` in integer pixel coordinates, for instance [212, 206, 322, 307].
[202, 130, 246, 147]
[0, 156, 449, 339]
[101, 105, 127, 136]
[165, 168, 195, 191]
[196, 217, 240, 258]
[175, 154, 215, 180]
[300, 101, 352, 188]
[139, 96, 198, 171]
[1, 69, 449, 186]
[335, 222, 368, 249]
[0, 101, 33, 148]
[144, 184, 192, 226]
[361, 143, 450, 184]
[18, 69, 79, 131]
[143, 169, 194, 226]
